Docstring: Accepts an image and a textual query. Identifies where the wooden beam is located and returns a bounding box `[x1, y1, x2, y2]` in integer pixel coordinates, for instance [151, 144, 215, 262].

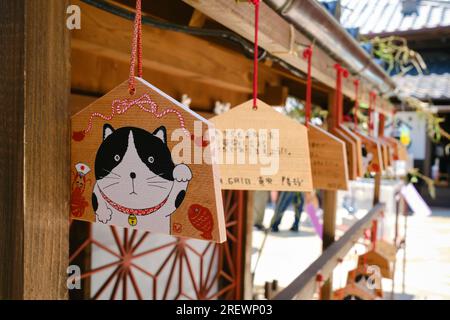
[72, 0, 280, 94]
[71, 44, 251, 111]
[0, 0, 70, 299]
[183, 0, 359, 100]
[274, 203, 385, 300]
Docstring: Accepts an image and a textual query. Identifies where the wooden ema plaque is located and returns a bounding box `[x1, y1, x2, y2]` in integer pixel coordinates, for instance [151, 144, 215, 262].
[308, 124, 349, 190]
[330, 127, 356, 180]
[376, 240, 397, 263]
[353, 131, 384, 174]
[380, 136, 399, 161]
[347, 266, 383, 298]
[330, 126, 364, 179]
[332, 97, 364, 178]
[379, 140, 392, 168]
[211, 99, 313, 191]
[382, 136, 408, 162]
[340, 126, 364, 177]
[71, 78, 226, 243]
[333, 283, 377, 300]
[358, 250, 392, 279]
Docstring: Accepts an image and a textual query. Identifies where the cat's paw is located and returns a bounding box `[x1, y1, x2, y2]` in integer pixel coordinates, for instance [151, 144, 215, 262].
[173, 164, 192, 182]
[96, 207, 113, 224]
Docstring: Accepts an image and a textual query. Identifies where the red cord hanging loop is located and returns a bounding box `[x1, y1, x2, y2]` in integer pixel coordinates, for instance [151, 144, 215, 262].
[334, 64, 349, 127]
[303, 45, 313, 127]
[249, 0, 260, 110]
[353, 79, 360, 129]
[369, 91, 377, 135]
[128, 0, 143, 95]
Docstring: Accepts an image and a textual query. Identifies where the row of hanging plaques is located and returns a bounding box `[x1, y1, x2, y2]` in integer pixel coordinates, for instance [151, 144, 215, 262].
[330, 105, 408, 181]
[71, 78, 405, 243]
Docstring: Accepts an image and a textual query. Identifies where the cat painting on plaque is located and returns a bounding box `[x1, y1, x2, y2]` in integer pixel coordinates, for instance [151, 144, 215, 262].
[71, 77, 226, 243]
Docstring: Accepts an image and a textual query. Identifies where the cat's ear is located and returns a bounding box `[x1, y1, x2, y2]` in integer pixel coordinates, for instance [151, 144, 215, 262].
[153, 126, 167, 143]
[103, 124, 114, 140]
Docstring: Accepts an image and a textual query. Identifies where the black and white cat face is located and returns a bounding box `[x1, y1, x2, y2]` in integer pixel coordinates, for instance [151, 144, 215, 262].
[94, 124, 175, 209]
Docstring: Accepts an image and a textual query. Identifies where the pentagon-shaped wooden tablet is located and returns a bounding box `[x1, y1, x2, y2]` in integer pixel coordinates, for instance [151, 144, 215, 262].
[211, 99, 313, 191]
[330, 127, 358, 180]
[71, 77, 226, 242]
[339, 125, 364, 177]
[353, 131, 384, 174]
[308, 124, 349, 190]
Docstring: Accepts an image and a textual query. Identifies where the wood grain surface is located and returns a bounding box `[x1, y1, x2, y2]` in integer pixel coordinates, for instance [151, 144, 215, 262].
[308, 124, 349, 190]
[0, 0, 70, 299]
[211, 99, 313, 191]
[330, 127, 358, 180]
[71, 78, 226, 242]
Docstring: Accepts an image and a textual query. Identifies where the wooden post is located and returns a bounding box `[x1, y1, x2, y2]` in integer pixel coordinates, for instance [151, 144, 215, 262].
[0, 0, 70, 299]
[320, 91, 338, 300]
[373, 173, 381, 205]
[321, 190, 337, 299]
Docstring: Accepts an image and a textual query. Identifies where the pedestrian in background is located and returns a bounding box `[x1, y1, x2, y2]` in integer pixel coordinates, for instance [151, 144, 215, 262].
[271, 192, 304, 232]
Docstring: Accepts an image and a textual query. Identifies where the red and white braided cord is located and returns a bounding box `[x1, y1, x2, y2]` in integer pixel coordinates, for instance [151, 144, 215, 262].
[82, 94, 189, 136]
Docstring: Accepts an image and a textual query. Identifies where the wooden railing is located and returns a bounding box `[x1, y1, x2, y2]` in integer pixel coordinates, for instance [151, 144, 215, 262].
[273, 202, 385, 300]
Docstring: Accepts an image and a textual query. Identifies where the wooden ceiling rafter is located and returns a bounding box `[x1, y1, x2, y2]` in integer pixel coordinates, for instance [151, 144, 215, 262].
[72, 0, 395, 115]
[181, 0, 395, 115]
[72, 0, 284, 111]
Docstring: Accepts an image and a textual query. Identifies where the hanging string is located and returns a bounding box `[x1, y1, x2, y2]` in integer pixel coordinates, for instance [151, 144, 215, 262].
[128, 0, 143, 95]
[368, 91, 376, 136]
[249, 0, 260, 110]
[353, 79, 360, 129]
[334, 64, 349, 127]
[303, 45, 313, 127]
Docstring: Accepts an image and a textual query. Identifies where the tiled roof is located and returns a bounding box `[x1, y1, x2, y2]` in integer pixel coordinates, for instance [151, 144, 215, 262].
[394, 73, 450, 100]
[338, 0, 450, 35]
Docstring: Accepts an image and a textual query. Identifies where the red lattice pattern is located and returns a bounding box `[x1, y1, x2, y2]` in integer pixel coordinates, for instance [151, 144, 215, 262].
[69, 190, 245, 300]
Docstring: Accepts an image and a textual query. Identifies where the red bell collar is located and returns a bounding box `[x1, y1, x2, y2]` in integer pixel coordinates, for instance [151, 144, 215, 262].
[98, 187, 168, 216]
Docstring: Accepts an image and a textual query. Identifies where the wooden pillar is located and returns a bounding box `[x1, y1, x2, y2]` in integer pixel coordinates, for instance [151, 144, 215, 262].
[321, 91, 338, 300]
[373, 173, 381, 205]
[0, 0, 70, 299]
[321, 190, 337, 299]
